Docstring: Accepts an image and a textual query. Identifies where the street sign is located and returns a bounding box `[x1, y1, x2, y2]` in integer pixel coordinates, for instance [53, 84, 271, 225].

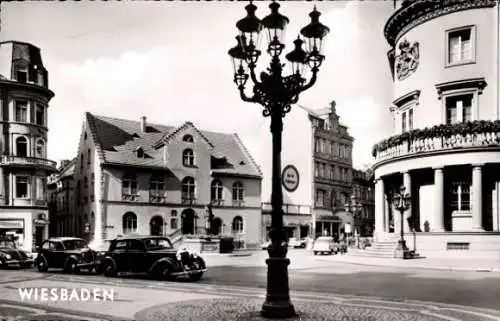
[281, 164, 299, 192]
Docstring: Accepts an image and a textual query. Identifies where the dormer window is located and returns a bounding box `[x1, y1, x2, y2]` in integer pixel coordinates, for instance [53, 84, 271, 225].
[136, 147, 145, 158]
[183, 134, 194, 142]
[15, 67, 27, 83]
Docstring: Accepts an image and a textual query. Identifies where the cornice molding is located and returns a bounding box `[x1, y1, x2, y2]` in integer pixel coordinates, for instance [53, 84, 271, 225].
[393, 90, 421, 109]
[435, 77, 487, 99]
[384, 0, 497, 47]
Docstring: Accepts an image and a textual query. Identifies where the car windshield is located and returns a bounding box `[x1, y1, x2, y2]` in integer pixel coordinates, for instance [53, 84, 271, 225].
[144, 238, 173, 250]
[0, 240, 16, 248]
[62, 239, 88, 250]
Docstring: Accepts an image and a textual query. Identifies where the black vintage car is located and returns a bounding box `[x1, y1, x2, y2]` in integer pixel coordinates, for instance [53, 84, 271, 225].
[35, 237, 100, 273]
[0, 236, 34, 268]
[99, 235, 207, 281]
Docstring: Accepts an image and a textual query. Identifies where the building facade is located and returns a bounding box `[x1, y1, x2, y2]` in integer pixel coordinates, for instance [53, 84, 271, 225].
[47, 159, 76, 237]
[372, 0, 500, 258]
[351, 168, 375, 237]
[261, 101, 356, 241]
[0, 41, 57, 251]
[72, 113, 262, 249]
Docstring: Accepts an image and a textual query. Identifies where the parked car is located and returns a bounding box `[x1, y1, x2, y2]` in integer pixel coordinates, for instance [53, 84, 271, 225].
[288, 238, 307, 248]
[261, 240, 271, 250]
[99, 235, 207, 281]
[35, 237, 100, 273]
[0, 236, 34, 268]
[312, 236, 339, 255]
[88, 239, 112, 273]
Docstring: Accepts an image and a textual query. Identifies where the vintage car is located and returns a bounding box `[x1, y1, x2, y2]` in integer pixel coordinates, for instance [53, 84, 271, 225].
[312, 236, 339, 255]
[35, 237, 100, 273]
[99, 235, 207, 281]
[0, 236, 34, 268]
[288, 238, 307, 248]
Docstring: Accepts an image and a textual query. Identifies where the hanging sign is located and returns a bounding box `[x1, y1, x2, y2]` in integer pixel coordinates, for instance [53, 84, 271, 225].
[281, 164, 300, 192]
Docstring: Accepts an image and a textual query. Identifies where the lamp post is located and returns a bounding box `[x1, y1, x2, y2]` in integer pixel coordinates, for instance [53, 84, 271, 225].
[344, 194, 363, 248]
[392, 185, 411, 259]
[228, 1, 329, 318]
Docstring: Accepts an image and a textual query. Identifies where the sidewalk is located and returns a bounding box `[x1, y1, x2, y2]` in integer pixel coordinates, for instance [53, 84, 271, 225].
[319, 253, 500, 272]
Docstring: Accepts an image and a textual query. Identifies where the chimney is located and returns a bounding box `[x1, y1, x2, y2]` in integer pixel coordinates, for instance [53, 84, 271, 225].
[140, 116, 147, 132]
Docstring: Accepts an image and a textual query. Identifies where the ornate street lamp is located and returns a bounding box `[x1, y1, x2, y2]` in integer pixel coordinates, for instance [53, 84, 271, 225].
[344, 194, 363, 248]
[392, 185, 411, 259]
[228, 1, 329, 318]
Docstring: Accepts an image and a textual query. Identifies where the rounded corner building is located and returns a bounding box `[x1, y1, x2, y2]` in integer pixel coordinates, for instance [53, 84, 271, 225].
[0, 41, 57, 251]
[371, 0, 500, 259]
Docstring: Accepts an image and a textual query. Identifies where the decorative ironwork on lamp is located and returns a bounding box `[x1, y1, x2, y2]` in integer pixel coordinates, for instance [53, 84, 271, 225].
[228, 1, 329, 318]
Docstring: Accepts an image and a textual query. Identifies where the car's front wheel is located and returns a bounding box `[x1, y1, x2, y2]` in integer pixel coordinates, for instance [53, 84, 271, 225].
[64, 259, 80, 274]
[103, 262, 117, 277]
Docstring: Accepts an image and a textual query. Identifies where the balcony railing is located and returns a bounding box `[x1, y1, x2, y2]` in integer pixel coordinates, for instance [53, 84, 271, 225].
[2, 155, 57, 169]
[210, 199, 224, 206]
[181, 197, 196, 205]
[262, 202, 311, 215]
[372, 121, 500, 162]
[122, 194, 140, 202]
[150, 195, 167, 204]
[232, 200, 245, 207]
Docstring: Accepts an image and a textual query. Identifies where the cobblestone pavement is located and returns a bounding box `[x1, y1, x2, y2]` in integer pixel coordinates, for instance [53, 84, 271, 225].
[134, 296, 500, 321]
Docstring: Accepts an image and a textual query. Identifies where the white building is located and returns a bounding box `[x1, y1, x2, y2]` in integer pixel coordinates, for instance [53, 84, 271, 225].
[372, 0, 500, 258]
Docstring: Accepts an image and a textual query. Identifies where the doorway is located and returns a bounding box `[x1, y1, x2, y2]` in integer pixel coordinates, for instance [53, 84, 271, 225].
[150, 216, 164, 236]
[181, 209, 195, 235]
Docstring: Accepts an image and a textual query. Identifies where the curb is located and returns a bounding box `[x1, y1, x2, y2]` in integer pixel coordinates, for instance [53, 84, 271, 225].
[0, 298, 131, 321]
[317, 257, 500, 272]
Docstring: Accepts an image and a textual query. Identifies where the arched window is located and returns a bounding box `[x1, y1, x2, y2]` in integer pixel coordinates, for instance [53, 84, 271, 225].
[87, 148, 91, 164]
[91, 173, 95, 190]
[122, 212, 137, 234]
[181, 177, 195, 202]
[232, 182, 244, 204]
[182, 149, 195, 166]
[16, 136, 27, 157]
[232, 216, 243, 234]
[35, 139, 45, 158]
[80, 153, 84, 169]
[183, 134, 193, 142]
[122, 173, 138, 200]
[211, 180, 223, 202]
[84, 176, 88, 189]
[150, 175, 165, 202]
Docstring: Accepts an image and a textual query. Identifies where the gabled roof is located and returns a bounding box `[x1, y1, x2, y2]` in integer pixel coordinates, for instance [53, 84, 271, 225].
[60, 158, 76, 179]
[153, 121, 214, 149]
[85, 112, 262, 178]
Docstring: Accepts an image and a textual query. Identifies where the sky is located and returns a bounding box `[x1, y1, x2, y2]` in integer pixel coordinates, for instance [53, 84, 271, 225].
[1, 1, 394, 196]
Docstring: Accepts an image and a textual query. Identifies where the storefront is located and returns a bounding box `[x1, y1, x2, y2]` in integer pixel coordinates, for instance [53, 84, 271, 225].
[313, 210, 352, 239]
[0, 212, 49, 251]
[261, 214, 312, 241]
[0, 219, 25, 247]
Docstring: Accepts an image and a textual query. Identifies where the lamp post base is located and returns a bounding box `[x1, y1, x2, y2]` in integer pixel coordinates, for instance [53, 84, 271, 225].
[261, 256, 297, 319]
[393, 239, 411, 259]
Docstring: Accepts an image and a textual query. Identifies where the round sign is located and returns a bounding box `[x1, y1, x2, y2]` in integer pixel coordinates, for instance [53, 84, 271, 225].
[281, 165, 299, 192]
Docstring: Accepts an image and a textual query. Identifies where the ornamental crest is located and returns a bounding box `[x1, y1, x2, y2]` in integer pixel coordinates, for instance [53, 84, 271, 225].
[395, 39, 419, 81]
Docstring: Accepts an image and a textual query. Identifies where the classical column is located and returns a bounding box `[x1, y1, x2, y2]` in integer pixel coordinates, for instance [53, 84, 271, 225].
[402, 171, 412, 233]
[433, 167, 445, 232]
[384, 195, 390, 232]
[472, 164, 484, 231]
[374, 178, 385, 237]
